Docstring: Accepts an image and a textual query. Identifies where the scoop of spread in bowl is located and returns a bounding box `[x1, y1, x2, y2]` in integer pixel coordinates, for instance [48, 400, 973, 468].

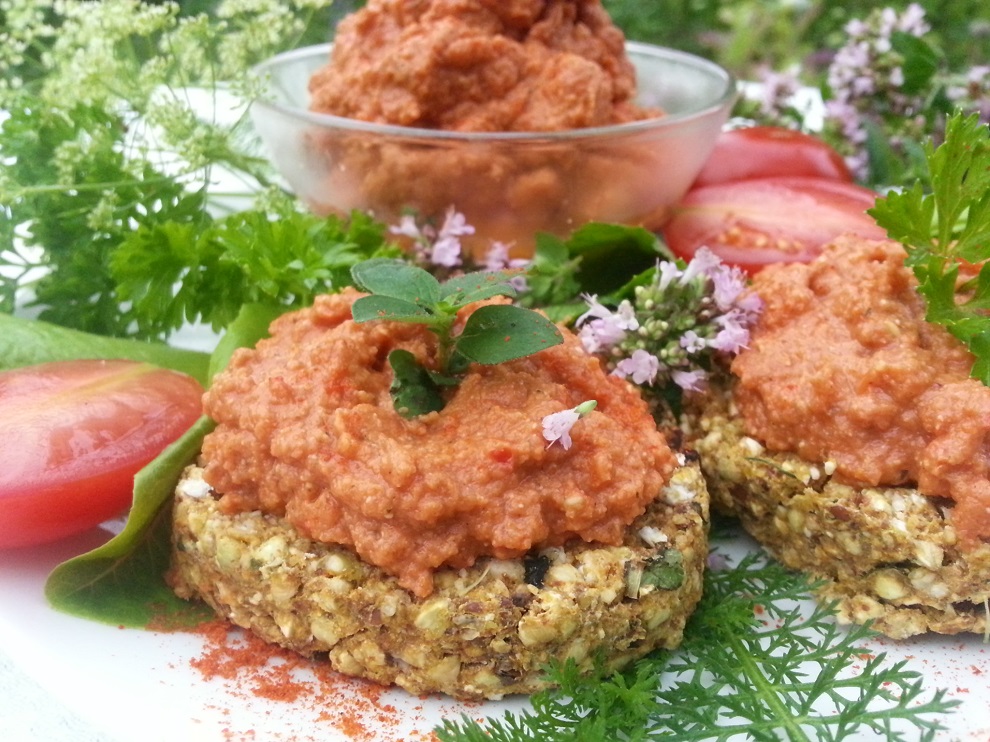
[308, 0, 660, 131]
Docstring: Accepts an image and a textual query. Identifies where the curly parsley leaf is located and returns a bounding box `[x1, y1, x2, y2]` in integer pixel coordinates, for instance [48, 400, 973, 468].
[111, 207, 396, 338]
[870, 112, 990, 384]
[436, 550, 957, 742]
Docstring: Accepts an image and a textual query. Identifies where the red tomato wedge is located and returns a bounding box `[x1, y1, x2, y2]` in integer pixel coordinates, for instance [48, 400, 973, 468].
[661, 176, 889, 274]
[691, 126, 853, 188]
[0, 360, 203, 549]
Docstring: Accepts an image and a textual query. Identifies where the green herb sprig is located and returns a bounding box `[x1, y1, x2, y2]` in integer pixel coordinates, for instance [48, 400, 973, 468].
[0, 0, 338, 337]
[111, 203, 396, 338]
[350, 258, 563, 417]
[870, 111, 990, 383]
[436, 549, 958, 742]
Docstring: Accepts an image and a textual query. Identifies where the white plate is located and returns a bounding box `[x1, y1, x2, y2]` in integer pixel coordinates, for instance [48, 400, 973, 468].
[0, 525, 529, 742]
[1, 524, 988, 742]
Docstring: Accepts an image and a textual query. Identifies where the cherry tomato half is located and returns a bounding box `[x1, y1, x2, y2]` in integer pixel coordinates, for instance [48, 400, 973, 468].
[661, 176, 888, 274]
[0, 360, 204, 549]
[691, 126, 853, 188]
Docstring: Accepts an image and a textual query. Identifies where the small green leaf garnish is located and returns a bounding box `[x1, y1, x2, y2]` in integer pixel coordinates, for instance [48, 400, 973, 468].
[641, 548, 685, 590]
[456, 304, 562, 365]
[350, 257, 443, 307]
[388, 349, 445, 419]
[441, 270, 524, 306]
[351, 294, 435, 323]
[350, 259, 563, 415]
[870, 112, 990, 384]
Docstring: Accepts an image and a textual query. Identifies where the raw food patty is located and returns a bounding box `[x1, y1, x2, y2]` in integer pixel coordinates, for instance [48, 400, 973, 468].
[168, 458, 710, 700]
[686, 382, 990, 639]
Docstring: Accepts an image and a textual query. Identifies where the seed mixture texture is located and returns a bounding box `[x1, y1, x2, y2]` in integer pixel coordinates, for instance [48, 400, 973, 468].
[168, 460, 709, 700]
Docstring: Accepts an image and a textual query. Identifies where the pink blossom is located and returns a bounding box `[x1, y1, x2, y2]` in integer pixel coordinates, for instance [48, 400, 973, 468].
[430, 236, 462, 268]
[542, 400, 597, 450]
[389, 214, 424, 241]
[656, 260, 681, 291]
[710, 316, 752, 354]
[709, 263, 748, 311]
[437, 207, 475, 241]
[679, 246, 722, 285]
[482, 241, 512, 271]
[736, 291, 764, 318]
[483, 241, 531, 291]
[577, 295, 638, 353]
[679, 330, 707, 355]
[896, 3, 929, 35]
[613, 349, 661, 385]
[672, 368, 708, 393]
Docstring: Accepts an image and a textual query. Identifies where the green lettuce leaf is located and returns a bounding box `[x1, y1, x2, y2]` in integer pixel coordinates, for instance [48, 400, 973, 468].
[44, 416, 215, 627]
[44, 302, 281, 626]
[0, 313, 210, 384]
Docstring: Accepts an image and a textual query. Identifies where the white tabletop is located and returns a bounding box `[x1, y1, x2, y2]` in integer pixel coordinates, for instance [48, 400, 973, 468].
[0, 650, 109, 742]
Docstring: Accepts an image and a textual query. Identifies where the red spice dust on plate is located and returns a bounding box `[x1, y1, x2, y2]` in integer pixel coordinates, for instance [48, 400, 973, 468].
[183, 618, 491, 742]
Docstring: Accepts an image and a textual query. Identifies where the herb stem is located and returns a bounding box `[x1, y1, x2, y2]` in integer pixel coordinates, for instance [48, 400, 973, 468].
[10, 176, 179, 197]
[720, 629, 815, 742]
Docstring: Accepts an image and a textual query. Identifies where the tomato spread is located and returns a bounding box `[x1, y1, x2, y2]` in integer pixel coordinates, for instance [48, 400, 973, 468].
[732, 236, 990, 548]
[201, 290, 675, 597]
[309, 0, 655, 132]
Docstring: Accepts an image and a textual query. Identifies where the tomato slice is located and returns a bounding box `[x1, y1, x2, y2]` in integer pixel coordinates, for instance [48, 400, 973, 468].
[0, 360, 204, 549]
[661, 176, 889, 274]
[691, 126, 853, 188]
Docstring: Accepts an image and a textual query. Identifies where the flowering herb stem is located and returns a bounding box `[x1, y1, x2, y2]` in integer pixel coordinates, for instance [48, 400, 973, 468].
[575, 247, 762, 401]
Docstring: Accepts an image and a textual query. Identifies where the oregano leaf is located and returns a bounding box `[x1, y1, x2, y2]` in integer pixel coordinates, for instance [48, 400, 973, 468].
[456, 304, 563, 365]
[388, 349, 445, 418]
[351, 258, 442, 306]
[441, 270, 518, 307]
[352, 294, 436, 324]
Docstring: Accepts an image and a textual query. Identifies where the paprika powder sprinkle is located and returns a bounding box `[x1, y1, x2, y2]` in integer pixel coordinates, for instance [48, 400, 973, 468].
[185, 619, 456, 741]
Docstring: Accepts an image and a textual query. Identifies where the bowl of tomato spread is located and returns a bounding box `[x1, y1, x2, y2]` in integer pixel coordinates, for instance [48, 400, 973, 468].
[249, 0, 736, 258]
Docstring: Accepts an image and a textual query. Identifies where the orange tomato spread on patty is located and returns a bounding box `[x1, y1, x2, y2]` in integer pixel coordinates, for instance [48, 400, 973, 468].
[732, 236, 990, 549]
[201, 289, 676, 597]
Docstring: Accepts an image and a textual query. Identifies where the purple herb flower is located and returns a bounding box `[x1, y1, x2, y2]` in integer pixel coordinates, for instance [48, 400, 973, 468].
[542, 400, 597, 450]
[613, 349, 662, 385]
[575, 247, 761, 399]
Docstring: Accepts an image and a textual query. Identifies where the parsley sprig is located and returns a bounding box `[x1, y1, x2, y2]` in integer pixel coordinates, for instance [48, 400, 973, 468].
[870, 112, 990, 383]
[111, 203, 396, 337]
[436, 549, 957, 742]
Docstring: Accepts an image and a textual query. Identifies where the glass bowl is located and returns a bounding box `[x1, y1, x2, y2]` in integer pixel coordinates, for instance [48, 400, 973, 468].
[250, 42, 736, 257]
